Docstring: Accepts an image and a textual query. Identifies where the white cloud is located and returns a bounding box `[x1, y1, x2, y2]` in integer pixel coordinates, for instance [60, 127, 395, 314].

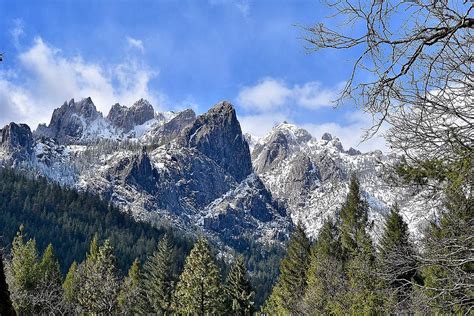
[0, 37, 162, 128]
[126, 36, 145, 52]
[237, 78, 291, 111]
[237, 77, 341, 112]
[238, 112, 289, 137]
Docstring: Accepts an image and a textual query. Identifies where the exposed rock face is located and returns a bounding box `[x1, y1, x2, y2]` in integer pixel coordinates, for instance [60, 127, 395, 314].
[252, 123, 312, 174]
[321, 132, 333, 141]
[35, 98, 104, 144]
[107, 99, 155, 132]
[0, 96, 438, 248]
[0, 122, 33, 161]
[148, 109, 196, 145]
[124, 150, 160, 193]
[203, 173, 290, 249]
[177, 101, 252, 182]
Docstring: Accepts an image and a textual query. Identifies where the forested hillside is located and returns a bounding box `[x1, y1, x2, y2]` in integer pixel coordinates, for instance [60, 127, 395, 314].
[0, 167, 191, 273]
[0, 167, 283, 309]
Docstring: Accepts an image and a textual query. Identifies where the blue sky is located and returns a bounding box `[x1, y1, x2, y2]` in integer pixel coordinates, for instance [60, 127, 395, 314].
[0, 0, 386, 151]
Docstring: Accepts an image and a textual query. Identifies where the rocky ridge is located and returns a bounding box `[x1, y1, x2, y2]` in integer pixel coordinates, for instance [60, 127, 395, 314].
[0, 97, 437, 248]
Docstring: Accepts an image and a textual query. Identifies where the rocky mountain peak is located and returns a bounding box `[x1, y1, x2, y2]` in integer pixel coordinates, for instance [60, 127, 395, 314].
[177, 100, 252, 182]
[1, 122, 33, 161]
[321, 132, 333, 141]
[107, 99, 155, 133]
[34, 97, 108, 144]
[252, 123, 313, 173]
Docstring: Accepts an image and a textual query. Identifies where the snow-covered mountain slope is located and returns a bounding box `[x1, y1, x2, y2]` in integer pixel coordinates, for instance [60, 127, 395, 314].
[0, 98, 291, 250]
[0, 97, 437, 249]
[252, 122, 440, 239]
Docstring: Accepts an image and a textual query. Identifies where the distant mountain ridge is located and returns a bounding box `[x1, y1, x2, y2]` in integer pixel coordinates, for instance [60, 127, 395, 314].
[0, 97, 438, 250]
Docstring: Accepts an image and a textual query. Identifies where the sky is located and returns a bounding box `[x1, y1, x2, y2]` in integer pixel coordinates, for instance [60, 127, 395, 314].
[0, 0, 387, 151]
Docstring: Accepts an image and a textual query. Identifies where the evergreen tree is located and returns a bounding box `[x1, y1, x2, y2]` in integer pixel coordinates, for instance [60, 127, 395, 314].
[63, 261, 79, 311]
[378, 204, 419, 312]
[140, 234, 175, 314]
[264, 224, 310, 315]
[225, 256, 254, 315]
[77, 237, 120, 314]
[421, 178, 473, 314]
[303, 218, 347, 314]
[339, 175, 383, 314]
[36, 244, 64, 314]
[9, 226, 40, 314]
[0, 252, 15, 316]
[173, 238, 224, 315]
[340, 175, 370, 256]
[118, 259, 141, 315]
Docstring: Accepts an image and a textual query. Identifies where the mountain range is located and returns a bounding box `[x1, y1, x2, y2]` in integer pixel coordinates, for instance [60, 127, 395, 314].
[0, 97, 439, 250]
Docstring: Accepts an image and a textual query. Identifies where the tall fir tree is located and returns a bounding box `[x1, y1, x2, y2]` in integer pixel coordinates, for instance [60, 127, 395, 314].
[339, 175, 370, 256]
[339, 175, 383, 314]
[77, 237, 120, 314]
[264, 224, 310, 315]
[225, 256, 254, 315]
[378, 204, 419, 313]
[0, 251, 15, 316]
[140, 234, 175, 314]
[36, 244, 64, 314]
[303, 218, 348, 314]
[62, 261, 79, 312]
[173, 237, 224, 315]
[118, 259, 142, 315]
[9, 226, 40, 314]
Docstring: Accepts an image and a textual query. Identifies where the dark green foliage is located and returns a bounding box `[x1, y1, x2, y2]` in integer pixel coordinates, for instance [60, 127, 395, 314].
[140, 234, 175, 314]
[225, 256, 254, 315]
[241, 240, 284, 308]
[0, 167, 192, 274]
[0, 251, 15, 316]
[264, 224, 310, 314]
[339, 174, 370, 257]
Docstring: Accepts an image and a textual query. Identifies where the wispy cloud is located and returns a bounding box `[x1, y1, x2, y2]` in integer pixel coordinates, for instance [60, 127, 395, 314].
[237, 77, 342, 112]
[0, 37, 162, 128]
[10, 18, 25, 48]
[126, 36, 145, 52]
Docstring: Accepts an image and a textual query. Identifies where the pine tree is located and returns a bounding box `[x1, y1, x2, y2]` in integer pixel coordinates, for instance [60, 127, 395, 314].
[421, 178, 474, 314]
[339, 175, 383, 314]
[303, 218, 347, 314]
[264, 224, 310, 315]
[340, 175, 370, 257]
[36, 244, 64, 314]
[225, 256, 254, 315]
[77, 237, 120, 314]
[378, 204, 419, 312]
[173, 237, 224, 315]
[9, 226, 40, 314]
[118, 259, 141, 315]
[63, 261, 79, 311]
[0, 252, 15, 316]
[140, 234, 175, 314]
